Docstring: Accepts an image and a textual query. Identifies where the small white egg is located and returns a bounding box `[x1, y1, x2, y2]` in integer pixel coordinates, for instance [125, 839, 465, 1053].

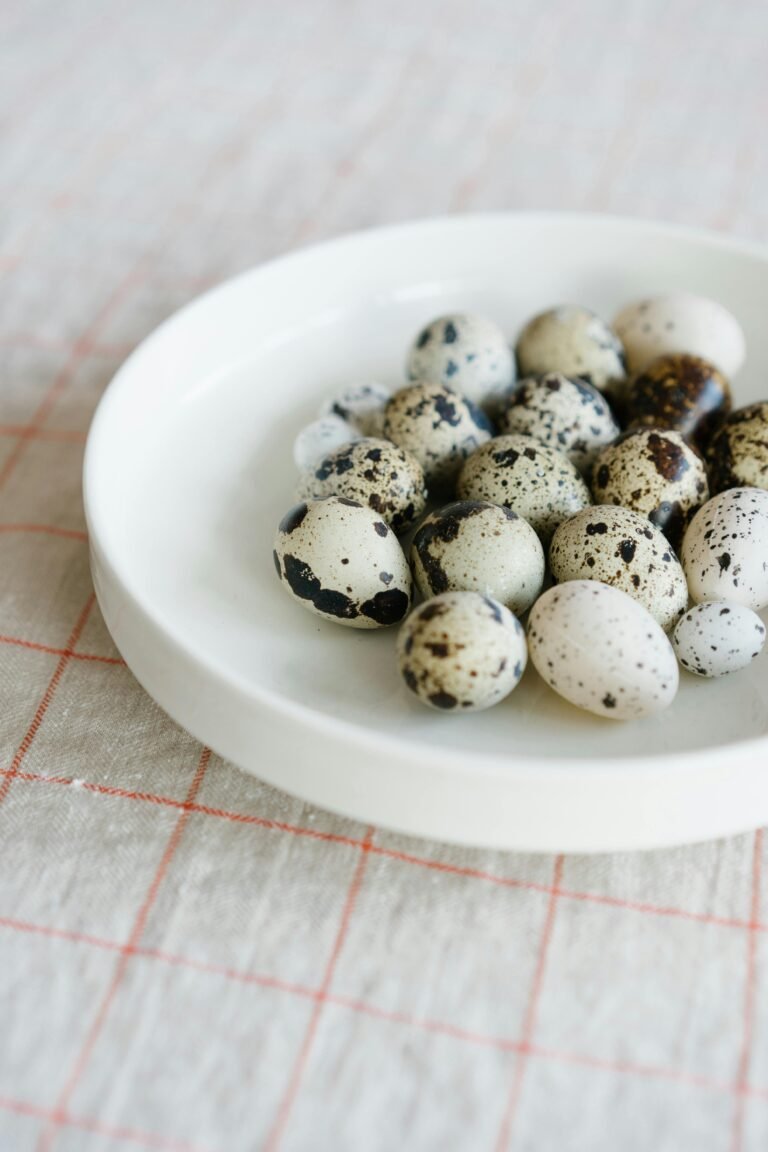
[497, 372, 620, 473]
[672, 601, 766, 677]
[297, 437, 427, 534]
[410, 500, 545, 615]
[528, 581, 679, 720]
[681, 487, 768, 611]
[273, 496, 411, 628]
[515, 305, 626, 392]
[293, 415, 360, 472]
[319, 382, 392, 438]
[548, 505, 688, 632]
[406, 312, 515, 411]
[383, 381, 493, 487]
[613, 293, 745, 377]
[397, 591, 527, 711]
[457, 434, 592, 543]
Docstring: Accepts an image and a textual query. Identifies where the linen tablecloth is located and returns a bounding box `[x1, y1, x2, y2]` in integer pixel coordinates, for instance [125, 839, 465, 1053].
[2, 1, 768, 1149]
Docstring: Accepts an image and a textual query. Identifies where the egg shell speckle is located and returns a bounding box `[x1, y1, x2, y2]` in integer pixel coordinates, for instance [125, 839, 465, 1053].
[319, 382, 392, 438]
[457, 433, 592, 544]
[497, 372, 620, 473]
[613, 293, 746, 377]
[527, 581, 679, 720]
[397, 591, 527, 711]
[681, 487, 768, 611]
[410, 500, 545, 615]
[293, 414, 361, 472]
[383, 381, 493, 487]
[548, 504, 688, 632]
[297, 437, 427, 534]
[707, 402, 768, 494]
[406, 312, 515, 411]
[625, 353, 731, 449]
[591, 428, 709, 550]
[274, 496, 412, 628]
[515, 305, 626, 392]
[672, 601, 766, 678]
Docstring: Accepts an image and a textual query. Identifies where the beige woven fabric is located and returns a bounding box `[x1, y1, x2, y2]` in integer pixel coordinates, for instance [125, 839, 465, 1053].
[2, 1, 768, 1149]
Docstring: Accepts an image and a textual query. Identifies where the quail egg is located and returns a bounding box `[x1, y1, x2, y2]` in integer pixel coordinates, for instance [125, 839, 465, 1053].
[293, 414, 361, 472]
[298, 437, 427, 534]
[528, 581, 679, 720]
[410, 500, 545, 615]
[319, 382, 392, 438]
[383, 381, 492, 488]
[625, 353, 732, 449]
[681, 487, 768, 611]
[397, 591, 527, 711]
[515, 305, 626, 393]
[548, 505, 689, 631]
[707, 402, 768, 493]
[497, 372, 620, 473]
[613, 293, 745, 377]
[672, 601, 766, 678]
[591, 428, 709, 550]
[273, 496, 412, 628]
[457, 434, 592, 543]
[406, 312, 515, 411]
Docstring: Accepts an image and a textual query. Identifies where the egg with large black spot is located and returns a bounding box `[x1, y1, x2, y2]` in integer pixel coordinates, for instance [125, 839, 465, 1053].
[406, 312, 515, 411]
[707, 402, 768, 493]
[625, 353, 731, 449]
[383, 381, 492, 487]
[273, 496, 412, 628]
[590, 428, 709, 550]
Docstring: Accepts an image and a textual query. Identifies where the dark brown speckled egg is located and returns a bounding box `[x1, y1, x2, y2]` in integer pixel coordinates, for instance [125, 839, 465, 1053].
[590, 428, 709, 550]
[625, 353, 731, 449]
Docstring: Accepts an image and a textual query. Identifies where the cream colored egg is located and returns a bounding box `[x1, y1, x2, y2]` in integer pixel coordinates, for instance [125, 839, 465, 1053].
[613, 293, 745, 377]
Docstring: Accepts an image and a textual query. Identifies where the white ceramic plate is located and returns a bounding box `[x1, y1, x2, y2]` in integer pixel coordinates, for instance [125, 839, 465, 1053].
[85, 213, 768, 853]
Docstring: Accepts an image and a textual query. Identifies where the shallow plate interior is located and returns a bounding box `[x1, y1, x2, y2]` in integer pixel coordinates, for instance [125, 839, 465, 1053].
[85, 214, 768, 850]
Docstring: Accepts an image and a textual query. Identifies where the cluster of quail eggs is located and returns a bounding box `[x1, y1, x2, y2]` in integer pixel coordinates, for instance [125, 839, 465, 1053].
[274, 293, 768, 722]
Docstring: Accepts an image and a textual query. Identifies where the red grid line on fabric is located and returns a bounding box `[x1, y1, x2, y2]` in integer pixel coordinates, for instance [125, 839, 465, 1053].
[731, 828, 764, 1152]
[0, 593, 95, 807]
[0, 424, 87, 444]
[0, 523, 88, 541]
[0, 253, 155, 492]
[0, 762, 765, 936]
[0, 333, 136, 357]
[495, 855, 564, 1151]
[264, 826, 376, 1151]
[35, 748, 212, 1152]
[2, 911, 768, 1111]
[0, 634, 124, 665]
[0, 1095, 209, 1152]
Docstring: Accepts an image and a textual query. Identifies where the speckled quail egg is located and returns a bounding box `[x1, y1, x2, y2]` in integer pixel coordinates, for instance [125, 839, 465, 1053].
[397, 591, 527, 711]
[625, 353, 732, 449]
[497, 372, 620, 473]
[672, 601, 766, 678]
[297, 437, 427, 534]
[707, 402, 768, 493]
[515, 305, 626, 393]
[406, 312, 515, 411]
[681, 487, 768, 611]
[590, 428, 709, 550]
[383, 381, 492, 488]
[457, 434, 592, 543]
[613, 293, 745, 378]
[273, 496, 411, 628]
[548, 505, 688, 631]
[410, 500, 545, 615]
[293, 414, 361, 472]
[528, 581, 679, 720]
[319, 382, 392, 438]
